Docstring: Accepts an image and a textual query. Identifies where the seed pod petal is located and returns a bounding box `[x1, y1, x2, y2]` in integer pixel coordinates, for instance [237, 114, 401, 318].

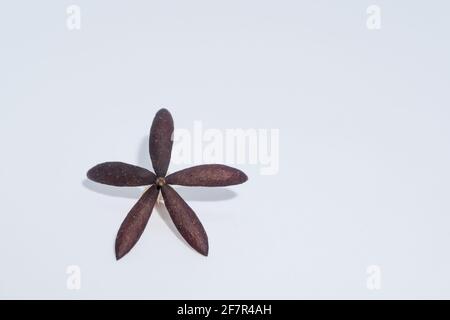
[115, 185, 159, 260]
[87, 162, 156, 186]
[149, 108, 174, 177]
[166, 164, 248, 187]
[161, 185, 209, 256]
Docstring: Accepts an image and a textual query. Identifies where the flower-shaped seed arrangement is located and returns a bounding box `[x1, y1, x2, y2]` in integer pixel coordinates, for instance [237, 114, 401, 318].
[87, 109, 248, 259]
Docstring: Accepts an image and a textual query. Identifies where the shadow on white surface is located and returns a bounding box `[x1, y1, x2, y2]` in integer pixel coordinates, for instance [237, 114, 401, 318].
[82, 179, 237, 201]
[175, 186, 237, 201]
[136, 135, 152, 169]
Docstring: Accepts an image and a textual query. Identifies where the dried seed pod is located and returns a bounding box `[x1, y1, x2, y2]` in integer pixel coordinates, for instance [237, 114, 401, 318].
[88, 108, 248, 258]
[161, 185, 209, 256]
[149, 108, 174, 177]
[166, 164, 248, 187]
[115, 185, 159, 260]
[87, 162, 156, 186]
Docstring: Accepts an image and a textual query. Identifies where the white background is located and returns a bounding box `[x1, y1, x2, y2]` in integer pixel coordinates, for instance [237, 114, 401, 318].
[1, 1, 450, 299]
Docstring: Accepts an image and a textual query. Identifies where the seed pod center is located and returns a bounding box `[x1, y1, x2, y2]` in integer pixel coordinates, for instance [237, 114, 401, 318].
[155, 177, 166, 188]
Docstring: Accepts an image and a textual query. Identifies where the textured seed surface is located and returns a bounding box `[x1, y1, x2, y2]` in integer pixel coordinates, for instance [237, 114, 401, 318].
[161, 185, 209, 256]
[149, 108, 174, 177]
[115, 185, 159, 260]
[87, 162, 156, 186]
[166, 164, 248, 187]
[88, 108, 248, 258]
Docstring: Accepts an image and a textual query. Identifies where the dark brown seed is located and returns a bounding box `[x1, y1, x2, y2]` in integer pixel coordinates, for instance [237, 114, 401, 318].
[149, 108, 174, 177]
[115, 185, 159, 260]
[87, 162, 156, 186]
[161, 185, 209, 256]
[88, 108, 248, 258]
[166, 164, 248, 187]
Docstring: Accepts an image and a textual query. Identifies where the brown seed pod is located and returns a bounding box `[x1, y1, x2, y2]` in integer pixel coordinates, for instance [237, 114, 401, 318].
[87, 108, 247, 259]
[161, 185, 209, 256]
[166, 164, 248, 187]
[87, 162, 156, 186]
[115, 185, 159, 260]
[149, 108, 174, 177]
